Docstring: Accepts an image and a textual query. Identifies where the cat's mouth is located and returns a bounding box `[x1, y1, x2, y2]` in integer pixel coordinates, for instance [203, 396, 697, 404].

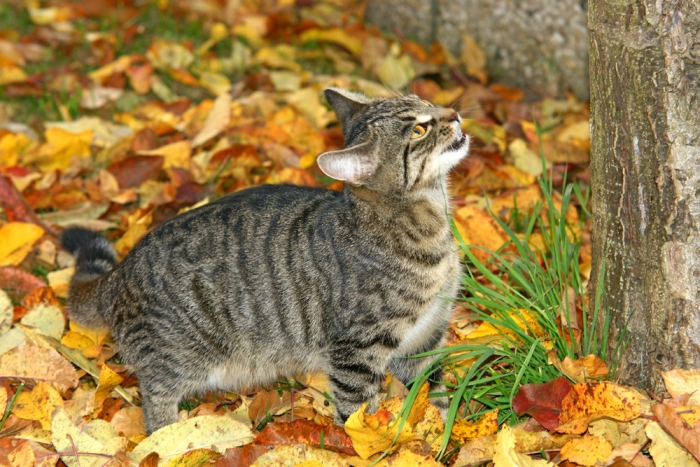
[446, 133, 468, 152]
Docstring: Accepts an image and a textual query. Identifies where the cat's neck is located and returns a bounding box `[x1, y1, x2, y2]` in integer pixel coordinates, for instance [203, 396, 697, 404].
[344, 183, 453, 231]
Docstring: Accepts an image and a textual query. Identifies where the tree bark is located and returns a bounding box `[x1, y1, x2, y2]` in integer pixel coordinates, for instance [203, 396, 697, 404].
[589, 1, 700, 391]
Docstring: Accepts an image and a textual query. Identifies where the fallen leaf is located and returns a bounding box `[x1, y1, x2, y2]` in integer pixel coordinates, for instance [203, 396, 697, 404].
[646, 420, 699, 467]
[0, 343, 79, 391]
[0, 266, 46, 292]
[138, 141, 191, 170]
[128, 415, 255, 464]
[0, 222, 45, 266]
[557, 382, 642, 435]
[110, 406, 146, 439]
[61, 320, 109, 359]
[253, 419, 356, 455]
[0, 290, 12, 336]
[164, 449, 221, 467]
[560, 435, 612, 467]
[114, 209, 152, 255]
[20, 303, 65, 340]
[512, 377, 572, 430]
[46, 267, 74, 298]
[662, 369, 700, 407]
[450, 410, 499, 444]
[549, 354, 608, 383]
[216, 445, 269, 467]
[95, 365, 123, 404]
[454, 205, 509, 263]
[191, 93, 231, 148]
[11, 382, 63, 429]
[492, 425, 555, 466]
[250, 444, 348, 467]
[651, 402, 700, 462]
[51, 408, 127, 467]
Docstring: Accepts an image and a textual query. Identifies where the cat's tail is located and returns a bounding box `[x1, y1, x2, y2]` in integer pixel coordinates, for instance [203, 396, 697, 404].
[61, 227, 118, 329]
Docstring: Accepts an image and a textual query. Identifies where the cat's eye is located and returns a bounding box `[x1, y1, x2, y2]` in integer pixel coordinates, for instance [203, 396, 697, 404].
[411, 125, 426, 139]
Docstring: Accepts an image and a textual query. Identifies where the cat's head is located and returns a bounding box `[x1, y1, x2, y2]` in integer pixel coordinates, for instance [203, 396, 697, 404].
[317, 87, 469, 195]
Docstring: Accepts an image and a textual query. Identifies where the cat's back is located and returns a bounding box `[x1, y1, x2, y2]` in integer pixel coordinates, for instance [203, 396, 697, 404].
[125, 184, 340, 259]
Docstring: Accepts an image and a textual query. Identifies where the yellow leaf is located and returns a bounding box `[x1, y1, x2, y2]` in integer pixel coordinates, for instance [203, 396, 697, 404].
[453, 205, 508, 264]
[8, 440, 35, 467]
[662, 369, 700, 407]
[95, 365, 123, 404]
[47, 267, 74, 299]
[466, 309, 546, 341]
[114, 210, 153, 256]
[0, 65, 28, 85]
[128, 415, 254, 464]
[51, 408, 127, 467]
[20, 303, 65, 340]
[344, 402, 417, 460]
[646, 421, 699, 467]
[299, 28, 363, 56]
[450, 410, 499, 444]
[88, 55, 133, 84]
[26, 127, 93, 172]
[165, 449, 220, 467]
[12, 382, 64, 430]
[191, 92, 231, 148]
[0, 222, 45, 266]
[138, 140, 191, 170]
[374, 445, 443, 467]
[376, 44, 415, 90]
[61, 330, 98, 357]
[0, 132, 34, 166]
[250, 444, 347, 467]
[0, 386, 7, 416]
[492, 425, 555, 467]
[198, 71, 231, 96]
[560, 435, 612, 467]
[557, 382, 642, 435]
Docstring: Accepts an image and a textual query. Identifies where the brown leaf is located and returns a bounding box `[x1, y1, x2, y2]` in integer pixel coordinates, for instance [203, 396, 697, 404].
[248, 390, 286, 426]
[253, 419, 356, 455]
[138, 451, 159, 467]
[216, 445, 269, 467]
[107, 156, 164, 189]
[651, 402, 700, 462]
[0, 344, 79, 392]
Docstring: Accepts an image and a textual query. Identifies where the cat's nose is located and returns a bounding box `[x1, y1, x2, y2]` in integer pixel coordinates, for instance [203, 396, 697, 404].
[447, 110, 461, 123]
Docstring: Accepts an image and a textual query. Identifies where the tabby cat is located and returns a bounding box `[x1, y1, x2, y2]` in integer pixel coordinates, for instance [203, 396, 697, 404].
[62, 88, 470, 434]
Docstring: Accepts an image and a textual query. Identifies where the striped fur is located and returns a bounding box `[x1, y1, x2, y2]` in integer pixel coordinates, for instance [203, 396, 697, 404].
[62, 88, 470, 433]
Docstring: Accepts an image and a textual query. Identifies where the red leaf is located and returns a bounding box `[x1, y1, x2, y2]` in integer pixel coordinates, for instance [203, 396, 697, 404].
[215, 445, 269, 467]
[0, 267, 47, 294]
[107, 156, 164, 189]
[512, 376, 572, 430]
[253, 419, 357, 456]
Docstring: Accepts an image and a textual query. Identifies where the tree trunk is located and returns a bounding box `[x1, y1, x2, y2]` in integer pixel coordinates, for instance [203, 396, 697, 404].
[589, 1, 700, 391]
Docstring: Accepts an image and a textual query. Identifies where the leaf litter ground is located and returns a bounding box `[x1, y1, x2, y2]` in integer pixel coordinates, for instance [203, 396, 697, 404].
[0, 0, 697, 466]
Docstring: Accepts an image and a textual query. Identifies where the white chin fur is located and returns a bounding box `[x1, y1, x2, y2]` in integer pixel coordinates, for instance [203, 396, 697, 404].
[438, 138, 470, 172]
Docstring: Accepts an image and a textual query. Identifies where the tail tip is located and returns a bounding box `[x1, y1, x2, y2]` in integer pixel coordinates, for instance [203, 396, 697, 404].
[61, 227, 105, 255]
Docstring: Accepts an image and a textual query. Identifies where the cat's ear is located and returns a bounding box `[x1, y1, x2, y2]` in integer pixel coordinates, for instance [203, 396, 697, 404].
[317, 143, 378, 185]
[325, 88, 369, 128]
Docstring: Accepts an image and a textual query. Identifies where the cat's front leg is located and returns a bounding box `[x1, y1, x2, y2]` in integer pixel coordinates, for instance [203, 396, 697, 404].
[328, 347, 392, 426]
[389, 319, 450, 421]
